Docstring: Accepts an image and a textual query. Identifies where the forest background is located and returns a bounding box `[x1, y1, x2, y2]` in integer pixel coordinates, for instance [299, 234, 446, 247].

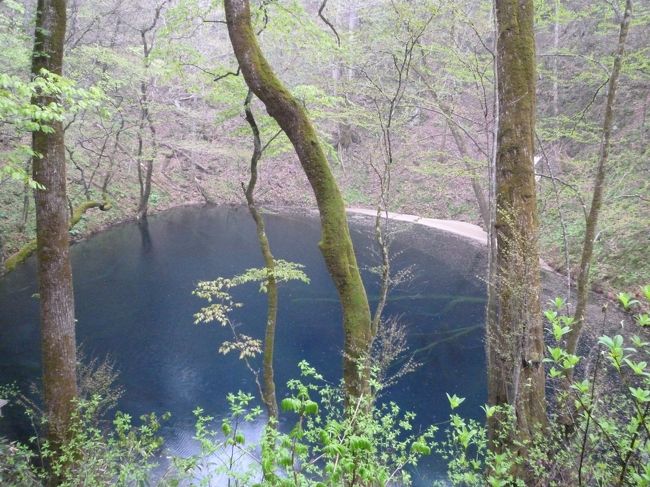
[0, 0, 648, 296]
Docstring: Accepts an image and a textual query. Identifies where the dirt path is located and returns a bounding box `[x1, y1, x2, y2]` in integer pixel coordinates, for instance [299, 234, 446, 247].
[347, 207, 555, 271]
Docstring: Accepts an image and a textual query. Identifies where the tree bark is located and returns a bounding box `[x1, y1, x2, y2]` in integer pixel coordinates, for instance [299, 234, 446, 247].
[136, 5, 164, 221]
[224, 0, 372, 400]
[488, 0, 547, 467]
[31, 0, 78, 450]
[566, 0, 633, 363]
[242, 90, 278, 420]
[4, 200, 110, 272]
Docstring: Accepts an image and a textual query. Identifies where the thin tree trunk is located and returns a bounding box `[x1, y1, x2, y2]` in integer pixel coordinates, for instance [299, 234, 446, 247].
[31, 0, 78, 451]
[224, 0, 372, 401]
[566, 0, 633, 362]
[485, 1, 500, 450]
[414, 56, 490, 228]
[432, 93, 490, 227]
[136, 77, 155, 221]
[242, 90, 278, 420]
[488, 0, 547, 471]
[136, 5, 164, 221]
[19, 159, 31, 233]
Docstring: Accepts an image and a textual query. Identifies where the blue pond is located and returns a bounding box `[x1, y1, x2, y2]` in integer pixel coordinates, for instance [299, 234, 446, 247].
[0, 206, 487, 484]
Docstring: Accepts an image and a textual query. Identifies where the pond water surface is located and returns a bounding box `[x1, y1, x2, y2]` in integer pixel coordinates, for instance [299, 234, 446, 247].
[0, 206, 487, 484]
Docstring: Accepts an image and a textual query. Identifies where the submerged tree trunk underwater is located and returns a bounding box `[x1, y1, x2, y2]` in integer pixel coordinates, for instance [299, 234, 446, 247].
[223, 0, 373, 401]
[487, 0, 547, 476]
[31, 0, 79, 453]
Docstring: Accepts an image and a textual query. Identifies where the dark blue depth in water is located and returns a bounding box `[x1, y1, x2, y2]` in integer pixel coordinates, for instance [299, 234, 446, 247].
[0, 206, 487, 484]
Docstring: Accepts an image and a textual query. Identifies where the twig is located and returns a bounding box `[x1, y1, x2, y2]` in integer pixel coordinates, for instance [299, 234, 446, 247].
[214, 66, 241, 82]
[317, 0, 340, 47]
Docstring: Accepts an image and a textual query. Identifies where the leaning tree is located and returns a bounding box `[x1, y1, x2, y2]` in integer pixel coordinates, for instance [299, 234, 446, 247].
[223, 0, 373, 401]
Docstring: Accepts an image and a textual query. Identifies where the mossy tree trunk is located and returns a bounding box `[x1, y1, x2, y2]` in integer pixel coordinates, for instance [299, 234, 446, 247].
[224, 0, 372, 401]
[31, 0, 78, 451]
[566, 0, 633, 365]
[4, 200, 110, 273]
[487, 0, 547, 469]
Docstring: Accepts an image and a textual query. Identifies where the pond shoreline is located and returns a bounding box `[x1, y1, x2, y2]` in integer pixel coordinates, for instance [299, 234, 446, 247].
[0, 201, 602, 306]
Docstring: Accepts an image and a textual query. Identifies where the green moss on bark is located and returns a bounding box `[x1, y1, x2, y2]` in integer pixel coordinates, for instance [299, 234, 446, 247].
[224, 0, 372, 400]
[4, 199, 110, 272]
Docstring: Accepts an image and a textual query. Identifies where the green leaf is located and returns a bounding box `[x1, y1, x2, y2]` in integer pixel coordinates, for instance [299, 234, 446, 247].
[636, 314, 650, 327]
[641, 285, 650, 302]
[411, 441, 431, 455]
[350, 436, 372, 451]
[480, 404, 497, 418]
[446, 393, 465, 410]
[629, 387, 650, 403]
[281, 398, 300, 413]
[303, 400, 319, 415]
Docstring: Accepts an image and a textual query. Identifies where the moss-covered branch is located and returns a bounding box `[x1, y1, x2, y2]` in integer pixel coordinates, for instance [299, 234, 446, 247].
[4, 199, 111, 272]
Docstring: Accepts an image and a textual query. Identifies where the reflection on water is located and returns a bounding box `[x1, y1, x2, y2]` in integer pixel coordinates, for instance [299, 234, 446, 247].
[157, 416, 267, 485]
[0, 206, 487, 484]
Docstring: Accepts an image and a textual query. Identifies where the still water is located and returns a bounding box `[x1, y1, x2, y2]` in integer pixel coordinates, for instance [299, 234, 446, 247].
[0, 206, 487, 484]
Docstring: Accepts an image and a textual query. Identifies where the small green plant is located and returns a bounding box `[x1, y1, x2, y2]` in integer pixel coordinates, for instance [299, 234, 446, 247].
[617, 291, 639, 311]
[193, 261, 309, 359]
[166, 361, 437, 486]
[442, 285, 650, 485]
[0, 393, 166, 486]
[642, 285, 650, 302]
[165, 391, 263, 486]
[636, 313, 650, 327]
[446, 393, 465, 410]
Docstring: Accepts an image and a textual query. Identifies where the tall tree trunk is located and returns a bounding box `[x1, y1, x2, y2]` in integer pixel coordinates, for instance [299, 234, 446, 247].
[136, 5, 164, 221]
[565, 0, 633, 362]
[31, 0, 78, 450]
[242, 90, 279, 420]
[488, 0, 547, 468]
[224, 0, 372, 401]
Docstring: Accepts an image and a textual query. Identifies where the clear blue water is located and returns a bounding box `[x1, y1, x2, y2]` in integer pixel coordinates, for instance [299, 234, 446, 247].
[0, 206, 487, 484]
